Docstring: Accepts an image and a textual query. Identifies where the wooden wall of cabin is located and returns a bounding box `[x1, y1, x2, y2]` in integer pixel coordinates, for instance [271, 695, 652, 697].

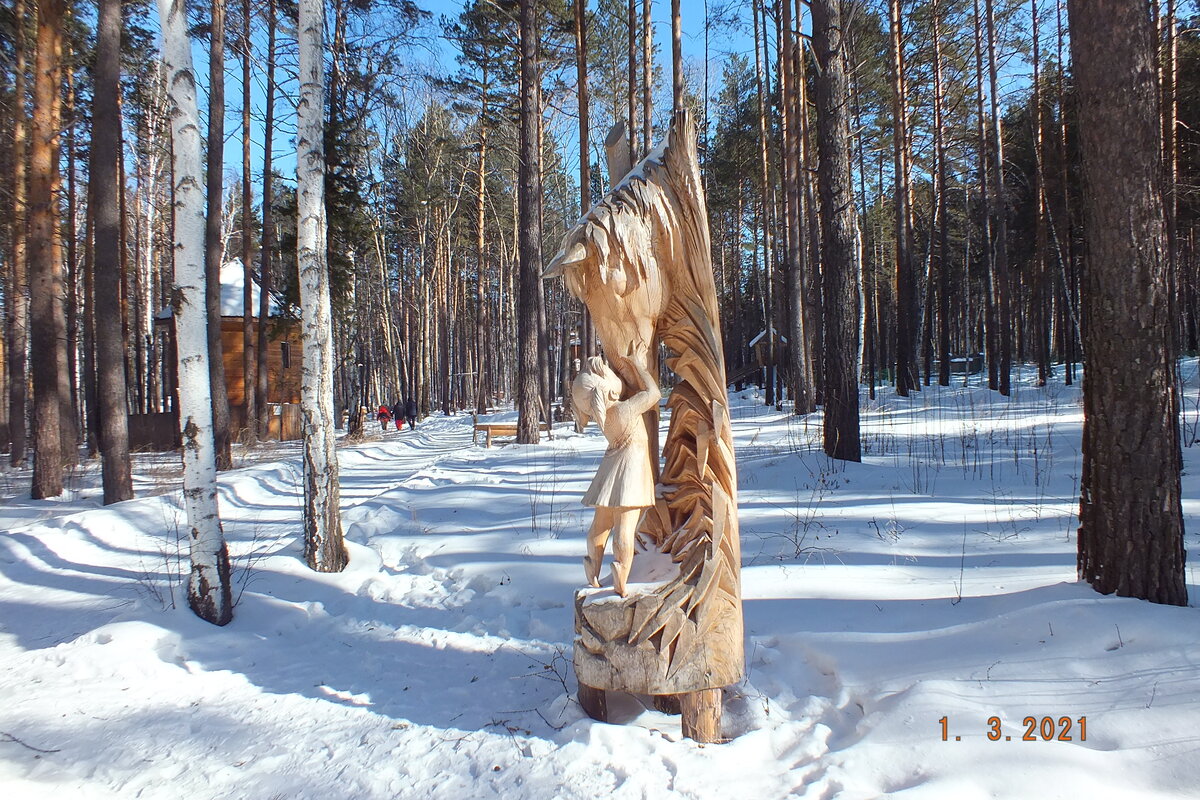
[220, 318, 302, 407]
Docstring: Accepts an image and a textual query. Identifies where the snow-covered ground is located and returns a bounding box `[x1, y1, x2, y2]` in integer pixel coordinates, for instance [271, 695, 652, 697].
[3, 367, 1200, 799]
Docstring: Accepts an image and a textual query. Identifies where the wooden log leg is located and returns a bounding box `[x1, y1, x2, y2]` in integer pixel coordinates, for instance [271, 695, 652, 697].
[652, 694, 681, 715]
[577, 682, 608, 723]
[680, 688, 722, 743]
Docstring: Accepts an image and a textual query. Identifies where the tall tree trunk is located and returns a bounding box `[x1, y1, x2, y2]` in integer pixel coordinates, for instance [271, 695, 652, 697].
[984, 0, 1011, 396]
[789, 0, 816, 412]
[64, 57, 80, 448]
[973, 0, 998, 391]
[1031, 0, 1050, 387]
[256, 0, 276, 436]
[642, 0, 653, 153]
[297, 0, 347, 572]
[29, 0, 65, 499]
[0, 64, 9, 449]
[241, 0, 257, 442]
[934, 0, 951, 388]
[475, 79, 491, 415]
[92, 0, 134, 503]
[9, 0, 28, 466]
[627, 0, 638, 164]
[207, 0, 233, 466]
[1163, 0, 1179, 360]
[1069, 0, 1186, 606]
[157, 0, 233, 624]
[575, 0, 596, 360]
[1056, 0, 1077, 385]
[671, 0, 682, 111]
[888, 0, 917, 396]
[753, 0, 776, 407]
[813, 0, 860, 462]
[517, 0, 542, 444]
[82, 200, 98, 455]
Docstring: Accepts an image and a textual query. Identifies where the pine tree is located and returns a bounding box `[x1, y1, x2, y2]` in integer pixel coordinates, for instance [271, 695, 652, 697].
[1070, 0, 1187, 606]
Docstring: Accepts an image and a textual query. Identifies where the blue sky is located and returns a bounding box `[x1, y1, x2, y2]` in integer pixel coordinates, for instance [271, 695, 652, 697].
[184, 0, 760, 207]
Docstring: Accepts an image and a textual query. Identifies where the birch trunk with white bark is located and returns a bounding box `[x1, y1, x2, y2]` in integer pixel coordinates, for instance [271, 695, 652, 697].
[157, 0, 232, 625]
[297, 0, 347, 573]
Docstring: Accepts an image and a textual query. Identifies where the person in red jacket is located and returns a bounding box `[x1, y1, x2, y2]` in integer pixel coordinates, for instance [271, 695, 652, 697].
[377, 403, 392, 431]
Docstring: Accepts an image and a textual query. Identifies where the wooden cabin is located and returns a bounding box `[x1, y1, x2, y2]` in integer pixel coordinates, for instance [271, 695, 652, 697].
[142, 263, 304, 449]
[748, 327, 789, 368]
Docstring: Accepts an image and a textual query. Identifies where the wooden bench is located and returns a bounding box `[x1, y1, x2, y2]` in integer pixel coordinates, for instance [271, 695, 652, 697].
[472, 416, 551, 447]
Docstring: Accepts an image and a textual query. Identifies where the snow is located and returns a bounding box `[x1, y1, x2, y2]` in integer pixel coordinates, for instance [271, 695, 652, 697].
[3, 365, 1200, 798]
[219, 260, 262, 317]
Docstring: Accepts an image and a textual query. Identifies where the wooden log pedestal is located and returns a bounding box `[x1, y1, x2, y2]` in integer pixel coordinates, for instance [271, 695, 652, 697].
[571, 533, 743, 744]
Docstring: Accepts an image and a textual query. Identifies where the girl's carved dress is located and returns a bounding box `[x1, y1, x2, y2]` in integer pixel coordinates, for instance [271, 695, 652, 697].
[582, 388, 656, 509]
[579, 355, 660, 595]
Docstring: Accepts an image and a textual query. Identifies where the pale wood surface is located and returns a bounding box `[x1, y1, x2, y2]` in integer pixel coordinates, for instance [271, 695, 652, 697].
[546, 110, 744, 712]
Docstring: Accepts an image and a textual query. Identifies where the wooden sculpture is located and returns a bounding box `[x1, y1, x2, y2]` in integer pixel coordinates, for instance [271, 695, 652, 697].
[577, 351, 660, 597]
[544, 110, 743, 743]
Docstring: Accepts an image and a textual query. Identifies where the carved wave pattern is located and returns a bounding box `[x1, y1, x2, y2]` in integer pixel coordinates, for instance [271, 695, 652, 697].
[624, 111, 743, 682]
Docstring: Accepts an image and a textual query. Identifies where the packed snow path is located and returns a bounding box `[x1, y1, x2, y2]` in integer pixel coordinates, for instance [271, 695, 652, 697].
[3, 376, 1200, 798]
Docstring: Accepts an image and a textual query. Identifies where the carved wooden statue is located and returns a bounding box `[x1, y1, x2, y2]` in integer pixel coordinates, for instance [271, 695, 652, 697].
[544, 110, 743, 743]
[575, 351, 660, 596]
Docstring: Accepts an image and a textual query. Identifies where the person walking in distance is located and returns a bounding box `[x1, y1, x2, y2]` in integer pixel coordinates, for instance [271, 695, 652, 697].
[391, 399, 404, 431]
[404, 396, 418, 430]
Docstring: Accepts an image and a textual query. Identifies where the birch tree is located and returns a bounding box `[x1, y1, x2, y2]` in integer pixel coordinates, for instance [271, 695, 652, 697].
[157, 0, 233, 624]
[297, 0, 348, 572]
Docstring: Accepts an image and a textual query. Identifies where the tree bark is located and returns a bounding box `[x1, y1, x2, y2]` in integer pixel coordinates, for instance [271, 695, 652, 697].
[973, 0, 998, 391]
[575, 0, 596, 360]
[813, 0, 860, 462]
[517, 0, 542, 444]
[29, 0, 65, 499]
[888, 0, 917, 397]
[241, 0, 257, 442]
[642, 0, 653, 153]
[934, 0, 951, 388]
[207, 0, 233, 466]
[627, 0, 638, 164]
[1069, 0, 1187, 606]
[9, 0, 28, 466]
[157, 0, 233, 624]
[92, 0, 134, 503]
[752, 0, 776, 407]
[671, 0, 682, 111]
[789, 0, 816, 412]
[984, 0, 1011, 396]
[297, 0, 348, 572]
[256, 0, 276, 436]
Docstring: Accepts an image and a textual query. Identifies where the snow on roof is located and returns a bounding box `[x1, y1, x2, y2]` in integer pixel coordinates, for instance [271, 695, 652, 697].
[220, 260, 263, 317]
[156, 260, 279, 319]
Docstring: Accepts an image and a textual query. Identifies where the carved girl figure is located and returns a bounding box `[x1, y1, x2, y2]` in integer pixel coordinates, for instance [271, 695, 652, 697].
[580, 352, 661, 596]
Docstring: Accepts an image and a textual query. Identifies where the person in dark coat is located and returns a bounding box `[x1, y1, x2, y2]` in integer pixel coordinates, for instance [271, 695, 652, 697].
[391, 400, 404, 430]
[403, 397, 418, 429]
